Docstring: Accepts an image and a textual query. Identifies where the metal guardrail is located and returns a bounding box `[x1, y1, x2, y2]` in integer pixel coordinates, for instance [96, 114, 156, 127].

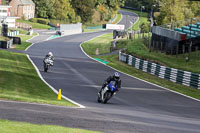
[8, 31, 19, 36]
[119, 51, 200, 89]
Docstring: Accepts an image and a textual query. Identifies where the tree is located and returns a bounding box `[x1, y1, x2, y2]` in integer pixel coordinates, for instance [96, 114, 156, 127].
[183, 8, 194, 20]
[32, 0, 80, 23]
[32, 0, 55, 18]
[72, 0, 96, 23]
[157, 0, 186, 25]
[188, 1, 200, 17]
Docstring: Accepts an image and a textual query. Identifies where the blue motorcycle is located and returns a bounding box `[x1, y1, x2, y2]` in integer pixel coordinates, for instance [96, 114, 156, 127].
[98, 81, 118, 104]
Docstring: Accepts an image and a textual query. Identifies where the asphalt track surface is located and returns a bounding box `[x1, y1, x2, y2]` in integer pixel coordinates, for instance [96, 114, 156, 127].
[1, 10, 200, 133]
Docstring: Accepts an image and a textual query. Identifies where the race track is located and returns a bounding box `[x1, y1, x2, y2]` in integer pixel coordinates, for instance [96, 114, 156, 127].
[0, 10, 200, 133]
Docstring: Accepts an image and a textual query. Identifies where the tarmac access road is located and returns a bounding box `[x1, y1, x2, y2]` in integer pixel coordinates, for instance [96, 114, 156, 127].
[0, 10, 200, 133]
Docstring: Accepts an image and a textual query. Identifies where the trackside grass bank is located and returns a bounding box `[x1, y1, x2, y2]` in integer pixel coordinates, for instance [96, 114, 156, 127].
[0, 50, 75, 106]
[82, 33, 113, 55]
[111, 12, 122, 24]
[17, 20, 51, 29]
[81, 33, 200, 100]
[118, 39, 200, 74]
[0, 119, 101, 133]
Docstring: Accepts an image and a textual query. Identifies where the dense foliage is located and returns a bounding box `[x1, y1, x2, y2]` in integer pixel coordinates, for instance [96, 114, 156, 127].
[32, 0, 125, 24]
[32, 0, 81, 23]
[125, 0, 200, 25]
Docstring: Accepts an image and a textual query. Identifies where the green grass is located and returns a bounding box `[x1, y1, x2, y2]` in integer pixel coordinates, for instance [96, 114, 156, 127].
[17, 20, 50, 29]
[117, 39, 200, 74]
[9, 28, 30, 35]
[82, 33, 113, 55]
[121, 8, 150, 31]
[0, 50, 75, 107]
[0, 119, 101, 133]
[83, 29, 104, 33]
[111, 12, 122, 24]
[0, 35, 10, 41]
[81, 33, 200, 100]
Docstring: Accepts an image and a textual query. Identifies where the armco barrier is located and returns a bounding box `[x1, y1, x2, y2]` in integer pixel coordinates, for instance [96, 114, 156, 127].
[119, 51, 200, 89]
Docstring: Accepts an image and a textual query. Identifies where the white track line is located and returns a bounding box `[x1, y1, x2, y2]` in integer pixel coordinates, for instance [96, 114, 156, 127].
[26, 55, 85, 108]
[25, 31, 39, 51]
[0, 99, 82, 109]
[24, 31, 86, 108]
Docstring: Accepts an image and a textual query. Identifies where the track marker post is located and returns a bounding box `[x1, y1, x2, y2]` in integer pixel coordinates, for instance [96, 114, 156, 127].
[57, 89, 61, 100]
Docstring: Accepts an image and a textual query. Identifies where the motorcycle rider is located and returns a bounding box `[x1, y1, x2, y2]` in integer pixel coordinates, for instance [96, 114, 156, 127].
[98, 72, 121, 95]
[44, 52, 54, 66]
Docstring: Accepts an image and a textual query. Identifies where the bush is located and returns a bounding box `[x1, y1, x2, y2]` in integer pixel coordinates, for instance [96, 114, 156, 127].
[29, 18, 50, 25]
[29, 18, 37, 23]
[141, 22, 149, 33]
[37, 18, 50, 25]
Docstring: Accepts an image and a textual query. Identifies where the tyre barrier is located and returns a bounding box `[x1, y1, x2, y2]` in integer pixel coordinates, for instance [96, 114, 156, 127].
[0, 39, 13, 49]
[119, 51, 200, 89]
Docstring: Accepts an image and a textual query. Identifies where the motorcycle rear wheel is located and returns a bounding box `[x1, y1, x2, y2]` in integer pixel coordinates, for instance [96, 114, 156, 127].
[44, 64, 48, 72]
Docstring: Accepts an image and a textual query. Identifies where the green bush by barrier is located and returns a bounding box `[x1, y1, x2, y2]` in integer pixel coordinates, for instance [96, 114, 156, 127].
[37, 18, 49, 25]
[29, 18, 37, 23]
[29, 18, 50, 25]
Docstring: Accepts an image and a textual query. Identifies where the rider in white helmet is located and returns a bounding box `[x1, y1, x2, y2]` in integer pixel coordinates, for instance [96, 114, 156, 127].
[98, 72, 121, 94]
[44, 52, 54, 66]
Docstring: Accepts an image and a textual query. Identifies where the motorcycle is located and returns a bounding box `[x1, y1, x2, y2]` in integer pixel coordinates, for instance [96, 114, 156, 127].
[43, 57, 53, 72]
[98, 81, 118, 104]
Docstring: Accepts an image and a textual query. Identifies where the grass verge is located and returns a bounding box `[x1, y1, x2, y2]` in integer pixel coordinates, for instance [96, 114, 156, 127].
[112, 12, 122, 24]
[81, 33, 200, 100]
[82, 33, 113, 55]
[0, 50, 75, 107]
[0, 119, 101, 133]
[17, 20, 50, 29]
[117, 39, 200, 74]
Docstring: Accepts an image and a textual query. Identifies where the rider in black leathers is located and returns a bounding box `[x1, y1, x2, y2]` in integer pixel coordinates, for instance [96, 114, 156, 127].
[99, 72, 121, 94]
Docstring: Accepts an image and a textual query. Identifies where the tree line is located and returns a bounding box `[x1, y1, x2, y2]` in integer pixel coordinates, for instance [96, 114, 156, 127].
[32, 0, 125, 24]
[125, 0, 200, 25]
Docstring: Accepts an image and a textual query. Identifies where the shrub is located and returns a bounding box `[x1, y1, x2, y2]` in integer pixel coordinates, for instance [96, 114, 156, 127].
[37, 18, 50, 25]
[29, 18, 37, 23]
[29, 18, 50, 25]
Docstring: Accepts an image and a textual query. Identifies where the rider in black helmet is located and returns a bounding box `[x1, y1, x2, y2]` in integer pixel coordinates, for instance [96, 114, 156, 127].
[98, 72, 121, 94]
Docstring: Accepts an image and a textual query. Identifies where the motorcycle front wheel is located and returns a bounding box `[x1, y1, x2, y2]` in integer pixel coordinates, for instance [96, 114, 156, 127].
[97, 93, 101, 103]
[103, 92, 112, 104]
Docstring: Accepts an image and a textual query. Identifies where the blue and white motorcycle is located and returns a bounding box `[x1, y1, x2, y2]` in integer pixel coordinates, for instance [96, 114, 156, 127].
[98, 81, 118, 104]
